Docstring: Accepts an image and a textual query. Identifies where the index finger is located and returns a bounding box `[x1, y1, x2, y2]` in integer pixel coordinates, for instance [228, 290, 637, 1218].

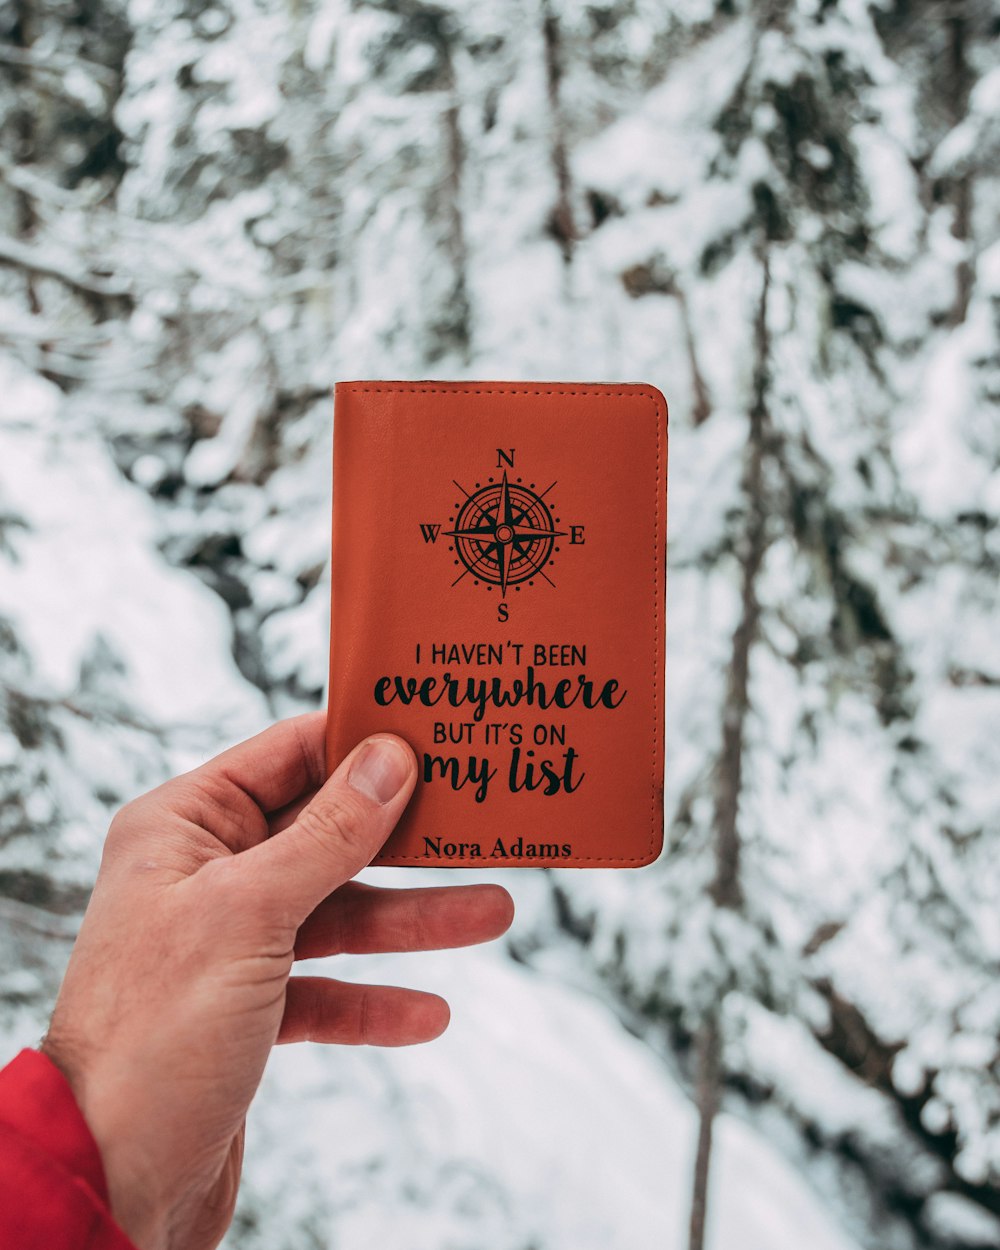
[186, 710, 327, 815]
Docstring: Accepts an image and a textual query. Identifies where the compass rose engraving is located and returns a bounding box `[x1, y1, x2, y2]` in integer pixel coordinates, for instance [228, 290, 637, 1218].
[448, 470, 563, 595]
[420, 449, 585, 621]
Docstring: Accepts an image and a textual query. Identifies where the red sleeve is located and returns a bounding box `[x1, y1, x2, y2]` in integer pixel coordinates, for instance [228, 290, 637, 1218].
[0, 1048, 137, 1250]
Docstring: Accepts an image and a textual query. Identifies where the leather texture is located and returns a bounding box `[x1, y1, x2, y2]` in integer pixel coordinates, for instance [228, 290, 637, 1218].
[326, 381, 668, 868]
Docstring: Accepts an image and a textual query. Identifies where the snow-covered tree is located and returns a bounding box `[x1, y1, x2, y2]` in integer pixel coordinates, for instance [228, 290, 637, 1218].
[1, 1, 997, 1247]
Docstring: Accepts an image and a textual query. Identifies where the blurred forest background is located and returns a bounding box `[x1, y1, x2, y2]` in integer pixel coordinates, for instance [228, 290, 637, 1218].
[1, 1, 999, 1248]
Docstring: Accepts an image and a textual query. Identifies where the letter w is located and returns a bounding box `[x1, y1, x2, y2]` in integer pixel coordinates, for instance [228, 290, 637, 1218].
[420, 523, 441, 543]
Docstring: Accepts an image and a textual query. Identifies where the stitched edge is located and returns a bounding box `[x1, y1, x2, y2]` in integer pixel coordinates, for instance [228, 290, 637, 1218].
[339, 384, 649, 397]
[338, 382, 666, 866]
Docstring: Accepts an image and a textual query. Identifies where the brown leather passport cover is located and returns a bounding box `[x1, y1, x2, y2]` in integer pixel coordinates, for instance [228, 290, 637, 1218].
[325, 381, 667, 868]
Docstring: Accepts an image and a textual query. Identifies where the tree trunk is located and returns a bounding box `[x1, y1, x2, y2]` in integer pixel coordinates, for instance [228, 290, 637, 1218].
[688, 1019, 722, 1250]
[540, 0, 576, 266]
[945, 3, 973, 325]
[10, 0, 40, 313]
[441, 82, 472, 361]
[687, 246, 771, 1250]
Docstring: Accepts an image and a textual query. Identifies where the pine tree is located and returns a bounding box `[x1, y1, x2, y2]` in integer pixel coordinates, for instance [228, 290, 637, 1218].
[1, 1, 997, 1245]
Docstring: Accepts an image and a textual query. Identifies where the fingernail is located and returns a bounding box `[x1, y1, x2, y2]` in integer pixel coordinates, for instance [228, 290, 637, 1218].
[348, 738, 411, 805]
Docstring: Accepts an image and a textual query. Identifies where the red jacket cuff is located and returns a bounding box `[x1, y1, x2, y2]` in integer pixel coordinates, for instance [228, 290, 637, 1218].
[0, 1048, 137, 1249]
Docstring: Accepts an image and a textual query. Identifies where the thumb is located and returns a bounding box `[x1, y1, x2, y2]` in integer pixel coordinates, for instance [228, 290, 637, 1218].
[240, 734, 417, 926]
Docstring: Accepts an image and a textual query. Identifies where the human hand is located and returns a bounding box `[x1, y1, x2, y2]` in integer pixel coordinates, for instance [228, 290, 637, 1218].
[39, 712, 514, 1250]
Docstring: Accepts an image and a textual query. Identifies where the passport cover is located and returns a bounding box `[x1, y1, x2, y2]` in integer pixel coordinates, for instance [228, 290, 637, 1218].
[325, 381, 668, 868]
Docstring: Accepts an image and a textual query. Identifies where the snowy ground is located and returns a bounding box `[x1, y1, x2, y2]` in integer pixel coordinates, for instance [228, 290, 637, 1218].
[243, 941, 861, 1250]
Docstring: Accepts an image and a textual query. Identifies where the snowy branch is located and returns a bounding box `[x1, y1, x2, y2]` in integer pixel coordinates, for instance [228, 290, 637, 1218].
[0, 236, 132, 302]
[0, 44, 119, 92]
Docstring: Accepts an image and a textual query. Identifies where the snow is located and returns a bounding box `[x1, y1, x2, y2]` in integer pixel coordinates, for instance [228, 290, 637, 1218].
[2, 0, 998, 1245]
[851, 123, 921, 261]
[925, 1193, 1000, 1247]
[896, 314, 997, 516]
[0, 361, 263, 733]
[239, 949, 860, 1250]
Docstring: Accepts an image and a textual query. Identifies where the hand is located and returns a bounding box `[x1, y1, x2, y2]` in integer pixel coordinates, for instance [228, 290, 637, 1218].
[39, 712, 514, 1250]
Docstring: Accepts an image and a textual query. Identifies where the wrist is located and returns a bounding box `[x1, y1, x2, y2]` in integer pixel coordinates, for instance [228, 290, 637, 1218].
[95, 1130, 171, 1250]
[39, 1035, 170, 1250]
